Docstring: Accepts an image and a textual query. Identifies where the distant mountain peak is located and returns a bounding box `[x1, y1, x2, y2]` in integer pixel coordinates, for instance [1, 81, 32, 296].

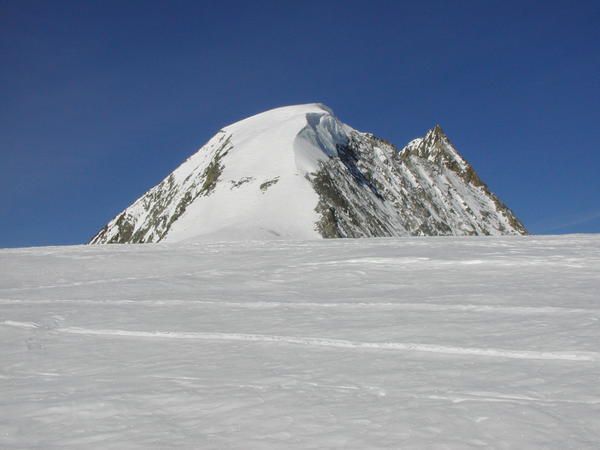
[404, 124, 469, 173]
[430, 123, 446, 137]
[90, 105, 526, 243]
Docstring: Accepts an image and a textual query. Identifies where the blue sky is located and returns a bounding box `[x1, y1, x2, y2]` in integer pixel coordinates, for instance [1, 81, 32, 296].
[1, 0, 599, 247]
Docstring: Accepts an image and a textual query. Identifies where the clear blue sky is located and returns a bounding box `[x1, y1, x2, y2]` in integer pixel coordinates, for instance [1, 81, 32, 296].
[1, 0, 599, 247]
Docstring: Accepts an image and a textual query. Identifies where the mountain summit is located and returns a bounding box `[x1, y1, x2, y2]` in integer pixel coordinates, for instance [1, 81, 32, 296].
[90, 104, 526, 243]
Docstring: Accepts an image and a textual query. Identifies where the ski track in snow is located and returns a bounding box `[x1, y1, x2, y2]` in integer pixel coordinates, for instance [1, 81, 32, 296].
[2, 236, 600, 449]
[143, 376, 600, 406]
[2, 320, 597, 362]
[420, 392, 600, 406]
[1, 298, 598, 316]
[0, 272, 203, 292]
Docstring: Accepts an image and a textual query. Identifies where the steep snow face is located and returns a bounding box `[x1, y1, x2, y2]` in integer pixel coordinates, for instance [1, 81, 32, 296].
[91, 104, 344, 243]
[90, 104, 525, 243]
[162, 104, 345, 242]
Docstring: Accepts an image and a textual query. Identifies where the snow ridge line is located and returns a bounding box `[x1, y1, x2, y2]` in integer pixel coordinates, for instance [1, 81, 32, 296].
[2, 321, 597, 362]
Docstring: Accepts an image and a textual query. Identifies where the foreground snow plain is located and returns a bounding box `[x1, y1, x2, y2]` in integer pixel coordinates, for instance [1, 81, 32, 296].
[1, 235, 599, 448]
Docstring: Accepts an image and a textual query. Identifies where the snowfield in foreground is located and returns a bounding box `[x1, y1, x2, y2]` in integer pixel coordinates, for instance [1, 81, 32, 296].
[1, 235, 599, 448]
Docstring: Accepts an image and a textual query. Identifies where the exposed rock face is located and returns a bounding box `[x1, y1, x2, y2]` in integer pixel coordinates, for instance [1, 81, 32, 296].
[310, 125, 526, 238]
[90, 104, 526, 244]
[92, 132, 233, 243]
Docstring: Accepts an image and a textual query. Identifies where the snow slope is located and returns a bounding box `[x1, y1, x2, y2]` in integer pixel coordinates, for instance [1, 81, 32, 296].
[1, 235, 599, 448]
[90, 104, 525, 243]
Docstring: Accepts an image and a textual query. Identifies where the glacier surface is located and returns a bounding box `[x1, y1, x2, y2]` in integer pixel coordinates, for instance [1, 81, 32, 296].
[1, 235, 599, 448]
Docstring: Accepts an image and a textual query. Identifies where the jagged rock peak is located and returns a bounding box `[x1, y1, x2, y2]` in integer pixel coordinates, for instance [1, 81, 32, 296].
[405, 124, 467, 171]
[429, 123, 446, 138]
[425, 124, 454, 153]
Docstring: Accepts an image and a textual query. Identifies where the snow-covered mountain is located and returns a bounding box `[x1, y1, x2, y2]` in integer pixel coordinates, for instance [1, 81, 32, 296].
[90, 103, 526, 243]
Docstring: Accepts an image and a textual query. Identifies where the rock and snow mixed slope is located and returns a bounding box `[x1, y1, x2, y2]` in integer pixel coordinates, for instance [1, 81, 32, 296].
[90, 104, 525, 243]
[1, 235, 599, 448]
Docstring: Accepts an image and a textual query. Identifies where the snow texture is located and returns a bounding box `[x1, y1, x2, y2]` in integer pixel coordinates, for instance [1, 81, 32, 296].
[1, 235, 599, 448]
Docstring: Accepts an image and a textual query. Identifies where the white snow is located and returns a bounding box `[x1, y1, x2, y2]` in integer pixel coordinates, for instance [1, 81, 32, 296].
[161, 104, 345, 242]
[1, 235, 599, 448]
